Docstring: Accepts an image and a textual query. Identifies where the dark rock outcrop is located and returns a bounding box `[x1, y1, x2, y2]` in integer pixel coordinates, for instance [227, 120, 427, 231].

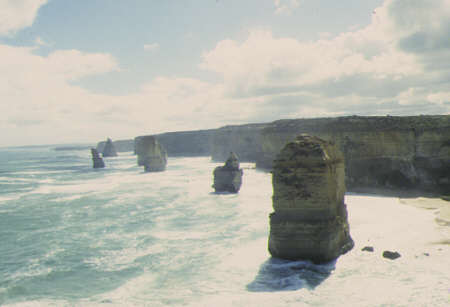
[383, 250, 401, 260]
[91, 148, 105, 168]
[102, 138, 118, 157]
[213, 152, 243, 193]
[362, 246, 374, 252]
[135, 135, 167, 172]
[268, 134, 354, 263]
[211, 123, 268, 162]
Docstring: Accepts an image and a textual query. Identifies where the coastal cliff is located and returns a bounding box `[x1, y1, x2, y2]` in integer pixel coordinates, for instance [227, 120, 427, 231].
[211, 123, 268, 162]
[97, 139, 134, 153]
[156, 129, 214, 157]
[212, 116, 450, 194]
[97, 129, 214, 156]
[94, 115, 449, 194]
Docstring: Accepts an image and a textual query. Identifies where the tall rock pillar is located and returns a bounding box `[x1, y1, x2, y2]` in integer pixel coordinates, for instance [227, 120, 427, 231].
[268, 134, 354, 263]
[135, 135, 167, 172]
[91, 148, 105, 168]
[102, 138, 118, 157]
[213, 152, 243, 193]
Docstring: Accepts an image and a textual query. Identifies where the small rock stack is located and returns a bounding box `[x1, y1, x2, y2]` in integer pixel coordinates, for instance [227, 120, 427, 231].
[213, 152, 243, 193]
[102, 138, 118, 157]
[91, 148, 105, 168]
[135, 135, 167, 172]
[268, 134, 354, 263]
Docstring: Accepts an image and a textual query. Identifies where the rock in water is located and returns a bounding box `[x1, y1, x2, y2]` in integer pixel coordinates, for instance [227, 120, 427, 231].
[91, 148, 105, 168]
[268, 134, 354, 263]
[362, 246, 374, 252]
[102, 138, 118, 157]
[382, 250, 401, 260]
[135, 135, 167, 172]
[213, 152, 243, 193]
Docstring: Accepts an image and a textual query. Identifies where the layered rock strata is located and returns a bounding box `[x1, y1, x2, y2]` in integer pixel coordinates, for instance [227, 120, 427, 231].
[211, 123, 268, 162]
[210, 115, 450, 194]
[135, 135, 167, 172]
[213, 152, 243, 193]
[91, 148, 105, 168]
[102, 138, 118, 157]
[97, 129, 214, 156]
[268, 134, 354, 263]
[259, 116, 450, 194]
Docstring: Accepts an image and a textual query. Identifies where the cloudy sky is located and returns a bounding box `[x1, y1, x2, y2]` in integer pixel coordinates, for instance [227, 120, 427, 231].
[1, 0, 449, 146]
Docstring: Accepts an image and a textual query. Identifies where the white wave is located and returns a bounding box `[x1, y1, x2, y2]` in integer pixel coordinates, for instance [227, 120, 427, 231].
[0, 195, 20, 203]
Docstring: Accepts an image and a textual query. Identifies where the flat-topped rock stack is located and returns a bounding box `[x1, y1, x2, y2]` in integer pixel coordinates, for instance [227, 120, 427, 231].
[213, 152, 243, 193]
[268, 134, 354, 263]
[102, 138, 118, 157]
[135, 135, 167, 172]
[90, 148, 105, 168]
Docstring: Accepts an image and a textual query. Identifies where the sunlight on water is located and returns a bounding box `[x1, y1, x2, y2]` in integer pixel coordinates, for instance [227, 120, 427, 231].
[0, 147, 449, 306]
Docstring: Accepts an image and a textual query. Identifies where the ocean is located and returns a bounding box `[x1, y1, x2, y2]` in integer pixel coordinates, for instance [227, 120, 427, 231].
[0, 145, 449, 306]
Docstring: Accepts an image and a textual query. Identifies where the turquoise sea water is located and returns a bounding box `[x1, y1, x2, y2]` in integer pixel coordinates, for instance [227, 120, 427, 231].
[0, 146, 449, 306]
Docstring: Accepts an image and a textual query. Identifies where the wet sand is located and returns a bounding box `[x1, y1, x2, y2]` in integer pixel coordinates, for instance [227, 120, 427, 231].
[399, 197, 450, 227]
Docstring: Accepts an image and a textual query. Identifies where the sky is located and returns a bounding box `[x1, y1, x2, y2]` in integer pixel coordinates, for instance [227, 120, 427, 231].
[0, 0, 449, 147]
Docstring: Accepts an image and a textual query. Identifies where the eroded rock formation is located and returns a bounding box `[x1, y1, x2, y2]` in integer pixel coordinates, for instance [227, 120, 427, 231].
[135, 135, 167, 172]
[268, 134, 354, 263]
[102, 138, 118, 157]
[211, 124, 268, 162]
[213, 152, 243, 193]
[211, 115, 450, 195]
[383, 250, 401, 260]
[91, 148, 105, 168]
[97, 129, 214, 156]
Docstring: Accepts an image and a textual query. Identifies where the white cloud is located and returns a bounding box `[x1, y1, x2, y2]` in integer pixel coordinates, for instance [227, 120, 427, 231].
[0, 43, 256, 146]
[201, 0, 450, 115]
[1, 0, 449, 147]
[35, 36, 48, 46]
[0, 0, 48, 36]
[274, 0, 300, 15]
[0, 44, 122, 145]
[144, 43, 160, 52]
[201, 29, 420, 97]
[46, 49, 119, 80]
[427, 91, 450, 105]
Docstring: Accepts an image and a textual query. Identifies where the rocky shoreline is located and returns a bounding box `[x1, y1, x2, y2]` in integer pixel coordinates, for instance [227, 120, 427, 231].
[96, 115, 450, 196]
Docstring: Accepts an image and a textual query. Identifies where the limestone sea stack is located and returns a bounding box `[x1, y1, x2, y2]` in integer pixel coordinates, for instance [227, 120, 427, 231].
[135, 135, 167, 172]
[213, 152, 243, 193]
[102, 138, 118, 157]
[91, 148, 105, 168]
[268, 134, 354, 263]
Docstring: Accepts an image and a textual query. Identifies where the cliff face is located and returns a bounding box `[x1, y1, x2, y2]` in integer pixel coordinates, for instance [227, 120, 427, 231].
[102, 138, 118, 157]
[268, 135, 353, 263]
[210, 123, 268, 162]
[97, 129, 214, 156]
[156, 129, 214, 157]
[97, 139, 134, 153]
[211, 116, 450, 194]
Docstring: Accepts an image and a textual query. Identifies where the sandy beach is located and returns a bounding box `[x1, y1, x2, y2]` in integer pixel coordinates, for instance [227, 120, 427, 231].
[400, 197, 450, 227]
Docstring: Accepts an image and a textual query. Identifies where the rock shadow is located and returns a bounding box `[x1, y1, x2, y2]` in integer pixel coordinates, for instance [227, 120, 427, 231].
[247, 257, 335, 292]
[209, 191, 239, 195]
